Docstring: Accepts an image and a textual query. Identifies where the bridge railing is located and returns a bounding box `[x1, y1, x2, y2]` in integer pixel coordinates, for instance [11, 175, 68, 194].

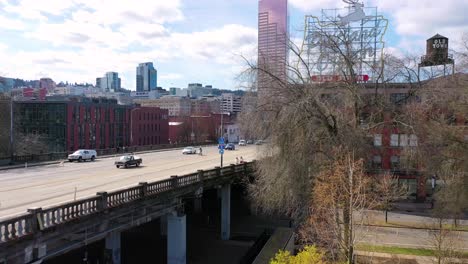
[0, 213, 33, 242]
[0, 161, 255, 244]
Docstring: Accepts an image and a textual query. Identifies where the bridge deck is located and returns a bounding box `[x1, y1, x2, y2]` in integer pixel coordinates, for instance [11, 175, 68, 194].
[0, 145, 258, 220]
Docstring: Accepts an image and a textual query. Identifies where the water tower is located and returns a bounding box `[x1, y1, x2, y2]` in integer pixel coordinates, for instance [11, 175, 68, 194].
[419, 34, 455, 76]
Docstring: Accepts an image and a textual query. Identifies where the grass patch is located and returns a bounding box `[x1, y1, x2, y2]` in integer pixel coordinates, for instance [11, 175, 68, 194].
[356, 244, 468, 258]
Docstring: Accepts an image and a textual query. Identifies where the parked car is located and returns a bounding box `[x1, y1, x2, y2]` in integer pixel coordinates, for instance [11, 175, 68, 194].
[182, 146, 197, 154]
[225, 143, 236, 150]
[115, 154, 142, 168]
[246, 140, 253, 144]
[68, 149, 97, 162]
[238, 140, 246, 146]
[254, 140, 263, 145]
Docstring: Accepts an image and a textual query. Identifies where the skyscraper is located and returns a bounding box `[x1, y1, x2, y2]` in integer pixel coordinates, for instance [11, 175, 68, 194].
[136, 62, 157, 92]
[96, 72, 121, 92]
[105, 72, 120, 92]
[258, 0, 288, 97]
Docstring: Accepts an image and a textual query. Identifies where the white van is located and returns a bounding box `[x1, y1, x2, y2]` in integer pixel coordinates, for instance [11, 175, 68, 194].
[68, 149, 97, 162]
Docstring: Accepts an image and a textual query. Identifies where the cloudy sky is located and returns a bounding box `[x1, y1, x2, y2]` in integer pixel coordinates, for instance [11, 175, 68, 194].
[0, 0, 467, 90]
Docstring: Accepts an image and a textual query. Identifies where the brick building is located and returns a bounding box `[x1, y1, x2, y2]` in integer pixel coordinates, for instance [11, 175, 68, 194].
[130, 107, 169, 146]
[168, 113, 232, 144]
[14, 97, 132, 153]
[136, 96, 191, 117]
[0, 94, 11, 157]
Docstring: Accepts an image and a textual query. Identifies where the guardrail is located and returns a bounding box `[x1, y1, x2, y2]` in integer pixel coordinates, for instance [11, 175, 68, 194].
[0, 162, 254, 244]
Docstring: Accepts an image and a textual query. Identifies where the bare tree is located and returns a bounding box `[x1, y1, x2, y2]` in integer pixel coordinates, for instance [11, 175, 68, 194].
[376, 173, 407, 223]
[14, 133, 48, 156]
[428, 196, 464, 264]
[246, 17, 402, 250]
[299, 152, 381, 263]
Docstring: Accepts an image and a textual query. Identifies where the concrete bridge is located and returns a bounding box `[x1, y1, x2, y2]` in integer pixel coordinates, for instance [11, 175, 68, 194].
[0, 162, 255, 264]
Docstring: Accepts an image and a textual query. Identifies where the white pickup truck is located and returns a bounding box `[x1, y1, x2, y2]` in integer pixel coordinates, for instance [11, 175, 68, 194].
[68, 149, 97, 162]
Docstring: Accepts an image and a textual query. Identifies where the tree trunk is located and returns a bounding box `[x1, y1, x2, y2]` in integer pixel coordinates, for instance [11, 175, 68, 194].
[385, 209, 388, 223]
[343, 206, 350, 259]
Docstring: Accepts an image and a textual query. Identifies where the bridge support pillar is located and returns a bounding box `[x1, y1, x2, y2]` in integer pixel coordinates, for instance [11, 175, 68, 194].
[105, 230, 121, 264]
[194, 198, 202, 213]
[167, 213, 186, 264]
[160, 214, 168, 236]
[221, 184, 231, 241]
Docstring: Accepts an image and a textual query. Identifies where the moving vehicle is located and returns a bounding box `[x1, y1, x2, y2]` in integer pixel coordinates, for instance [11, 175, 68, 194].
[255, 140, 263, 145]
[225, 143, 236, 150]
[68, 149, 97, 162]
[115, 154, 142, 168]
[238, 140, 246, 146]
[182, 146, 197, 154]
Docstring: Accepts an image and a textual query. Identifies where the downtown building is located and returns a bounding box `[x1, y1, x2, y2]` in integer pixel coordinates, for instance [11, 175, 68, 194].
[136, 62, 157, 92]
[220, 93, 242, 114]
[130, 107, 169, 146]
[13, 97, 170, 154]
[258, 0, 288, 98]
[96, 72, 121, 92]
[39, 78, 56, 92]
[135, 96, 192, 117]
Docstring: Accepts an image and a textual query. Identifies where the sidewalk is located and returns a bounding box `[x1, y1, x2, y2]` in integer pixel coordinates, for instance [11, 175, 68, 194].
[355, 250, 468, 264]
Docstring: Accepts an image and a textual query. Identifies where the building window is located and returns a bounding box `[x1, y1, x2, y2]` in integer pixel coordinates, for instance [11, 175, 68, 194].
[399, 179, 417, 197]
[373, 134, 382, 146]
[390, 93, 407, 105]
[409, 134, 418, 146]
[399, 134, 408, 147]
[391, 156, 400, 170]
[390, 134, 399, 147]
[372, 155, 382, 169]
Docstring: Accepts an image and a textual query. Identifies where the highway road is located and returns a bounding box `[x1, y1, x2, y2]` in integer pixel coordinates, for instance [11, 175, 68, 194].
[0, 145, 259, 220]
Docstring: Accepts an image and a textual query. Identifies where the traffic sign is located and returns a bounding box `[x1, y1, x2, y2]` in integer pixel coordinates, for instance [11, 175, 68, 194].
[219, 149, 224, 155]
[218, 137, 225, 145]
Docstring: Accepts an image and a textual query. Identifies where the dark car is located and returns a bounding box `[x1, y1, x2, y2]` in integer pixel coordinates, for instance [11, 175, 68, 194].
[225, 143, 236, 150]
[115, 154, 142, 168]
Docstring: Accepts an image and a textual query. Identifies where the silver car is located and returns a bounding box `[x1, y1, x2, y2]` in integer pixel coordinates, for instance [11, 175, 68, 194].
[182, 147, 197, 154]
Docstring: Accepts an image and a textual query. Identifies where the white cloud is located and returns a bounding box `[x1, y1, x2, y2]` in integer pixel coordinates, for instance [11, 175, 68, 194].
[289, 0, 342, 12]
[3, 0, 184, 24]
[0, 1, 259, 89]
[0, 22, 257, 89]
[4, 0, 74, 21]
[0, 15, 25, 30]
[75, 0, 184, 25]
[160, 73, 183, 80]
[371, 0, 468, 37]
